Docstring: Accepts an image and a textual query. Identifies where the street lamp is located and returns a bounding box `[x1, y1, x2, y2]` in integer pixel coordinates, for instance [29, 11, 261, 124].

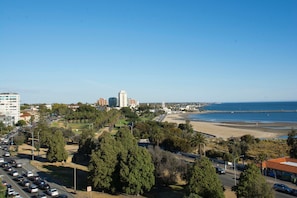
[234, 155, 244, 186]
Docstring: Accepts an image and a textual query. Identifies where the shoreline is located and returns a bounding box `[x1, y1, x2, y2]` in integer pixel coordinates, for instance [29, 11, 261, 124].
[162, 112, 293, 140]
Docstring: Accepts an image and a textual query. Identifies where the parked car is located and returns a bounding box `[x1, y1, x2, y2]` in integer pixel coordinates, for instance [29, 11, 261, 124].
[215, 167, 226, 174]
[273, 183, 292, 194]
[46, 188, 59, 197]
[0, 158, 4, 163]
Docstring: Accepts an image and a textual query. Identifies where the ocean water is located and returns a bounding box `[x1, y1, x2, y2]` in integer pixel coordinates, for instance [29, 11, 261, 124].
[188, 102, 297, 123]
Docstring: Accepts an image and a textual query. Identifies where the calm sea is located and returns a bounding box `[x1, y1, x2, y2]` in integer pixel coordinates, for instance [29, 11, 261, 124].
[188, 102, 297, 123]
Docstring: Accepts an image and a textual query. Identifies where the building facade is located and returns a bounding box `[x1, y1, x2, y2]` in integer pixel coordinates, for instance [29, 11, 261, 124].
[118, 90, 128, 108]
[0, 93, 20, 126]
[97, 98, 108, 106]
[108, 97, 118, 107]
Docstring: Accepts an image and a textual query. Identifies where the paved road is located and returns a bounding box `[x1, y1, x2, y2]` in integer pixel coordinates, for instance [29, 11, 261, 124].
[218, 167, 297, 198]
[0, 142, 74, 198]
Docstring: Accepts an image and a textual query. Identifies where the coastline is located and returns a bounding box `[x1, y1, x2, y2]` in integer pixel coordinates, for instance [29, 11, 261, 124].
[162, 112, 291, 140]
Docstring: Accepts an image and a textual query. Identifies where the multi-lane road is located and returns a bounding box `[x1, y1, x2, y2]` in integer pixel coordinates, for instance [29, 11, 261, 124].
[217, 167, 297, 198]
[0, 142, 73, 198]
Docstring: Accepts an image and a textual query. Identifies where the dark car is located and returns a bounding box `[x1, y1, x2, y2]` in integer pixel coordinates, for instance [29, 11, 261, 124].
[38, 182, 50, 190]
[14, 176, 25, 182]
[1, 162, 9, 168]
[215, 167, 226, 174]
[273, 183, 292, 194]
[20, 179, 30, 187]
[13, 163, 22, 168]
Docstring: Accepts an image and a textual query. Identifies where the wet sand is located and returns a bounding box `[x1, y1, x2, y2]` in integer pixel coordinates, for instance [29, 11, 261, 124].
[162, 112, 294, 140]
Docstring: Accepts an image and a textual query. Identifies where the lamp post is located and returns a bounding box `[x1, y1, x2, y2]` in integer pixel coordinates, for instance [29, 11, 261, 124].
[234, 155, 244, 186]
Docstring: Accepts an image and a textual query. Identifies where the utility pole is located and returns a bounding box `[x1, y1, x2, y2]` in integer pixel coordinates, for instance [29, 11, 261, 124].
[74, 167, 77, 194]
[31, 130, 34, 161]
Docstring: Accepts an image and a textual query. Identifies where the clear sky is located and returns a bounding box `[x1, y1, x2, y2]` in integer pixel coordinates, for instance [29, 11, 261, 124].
[1, 1, 296, 104]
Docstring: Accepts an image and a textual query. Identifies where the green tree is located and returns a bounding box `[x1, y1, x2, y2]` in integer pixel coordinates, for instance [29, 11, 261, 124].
[78, 129, 95, 155]
[187, 157, 224, 198]
[89, 132, 120, 192]
[120, 147, 155, 195]
[234, 163, 274, 198]
[0, 178, 6, 198]
[190, 132, 206, 155]
[89, 128, 155, 195]
[46, 129, 68, 162]
[287, 129, 297, 158]
[16, 120, 27, 127]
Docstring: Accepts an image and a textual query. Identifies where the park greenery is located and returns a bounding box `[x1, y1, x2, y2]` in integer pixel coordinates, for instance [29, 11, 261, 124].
[234, 164, 274, 198]
[186, 157, 224, 198]
[1, 102, 296, 197]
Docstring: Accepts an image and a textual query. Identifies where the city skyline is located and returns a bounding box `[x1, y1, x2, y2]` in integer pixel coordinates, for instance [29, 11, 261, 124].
[1, 1, 296, 104]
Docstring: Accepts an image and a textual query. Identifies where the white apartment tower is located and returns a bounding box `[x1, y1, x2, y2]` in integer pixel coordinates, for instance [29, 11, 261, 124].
[118, 90, 128, 108]
[0, 93, 20, 126]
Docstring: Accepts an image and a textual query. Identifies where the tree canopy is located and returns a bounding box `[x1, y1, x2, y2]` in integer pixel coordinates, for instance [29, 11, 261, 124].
[287, 129, 297, 158]
[88, 128, 155, 195]
[186, 157, 224, 198]
[234, 163, 274, 198]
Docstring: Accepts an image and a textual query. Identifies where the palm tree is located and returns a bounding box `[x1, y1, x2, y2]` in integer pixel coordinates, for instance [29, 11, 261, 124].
[190, 132, 206, 156]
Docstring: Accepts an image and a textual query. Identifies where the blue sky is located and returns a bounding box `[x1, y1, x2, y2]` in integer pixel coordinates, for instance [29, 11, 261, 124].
[1, 1, 296, 104]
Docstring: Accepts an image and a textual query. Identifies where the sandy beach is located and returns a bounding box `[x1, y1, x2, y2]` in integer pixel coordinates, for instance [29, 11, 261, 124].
[162, 112, 292, 140]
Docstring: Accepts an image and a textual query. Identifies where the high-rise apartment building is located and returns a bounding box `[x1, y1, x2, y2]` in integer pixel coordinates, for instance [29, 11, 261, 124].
[118, 90, 128, 108]
[0, 93, 20, 126]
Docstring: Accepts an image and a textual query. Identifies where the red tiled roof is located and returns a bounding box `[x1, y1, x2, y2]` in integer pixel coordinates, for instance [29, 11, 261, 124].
[262, 157, 297, 174]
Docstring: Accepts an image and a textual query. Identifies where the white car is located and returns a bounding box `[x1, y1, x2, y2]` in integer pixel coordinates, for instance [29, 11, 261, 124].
[28, 184, 38, 193]
[7, 188, 15, 196]
[0, 158, 4, 163]
[47, 188, 59, 197]
[11, 170, 19, 177]
[4, 152, 10, 157]
[26, 171, 34, 177]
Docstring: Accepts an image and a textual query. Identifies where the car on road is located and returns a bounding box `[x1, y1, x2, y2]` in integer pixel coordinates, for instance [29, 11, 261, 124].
[39, 182, 50, 190]
[0, 158, 4, 163]
[57, 194, 68, 198]
[28, 184, 39, 193]
[20, 179, 30, 187]
[32, 193, 47, 198]
[14, 176, 25, 182]
[46, 188, 59, 197]
[273, 183, 292, 194]
[7, 188, 15, 196]
[14, 163, 22, 168]
[25, 170, 34, 177]
[10, 170, 19, 177]
[215, 167, 226, 174]
[1, 161, 9, 168]
[4, 152, 10, 157]
[5, 166, 13, 172]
